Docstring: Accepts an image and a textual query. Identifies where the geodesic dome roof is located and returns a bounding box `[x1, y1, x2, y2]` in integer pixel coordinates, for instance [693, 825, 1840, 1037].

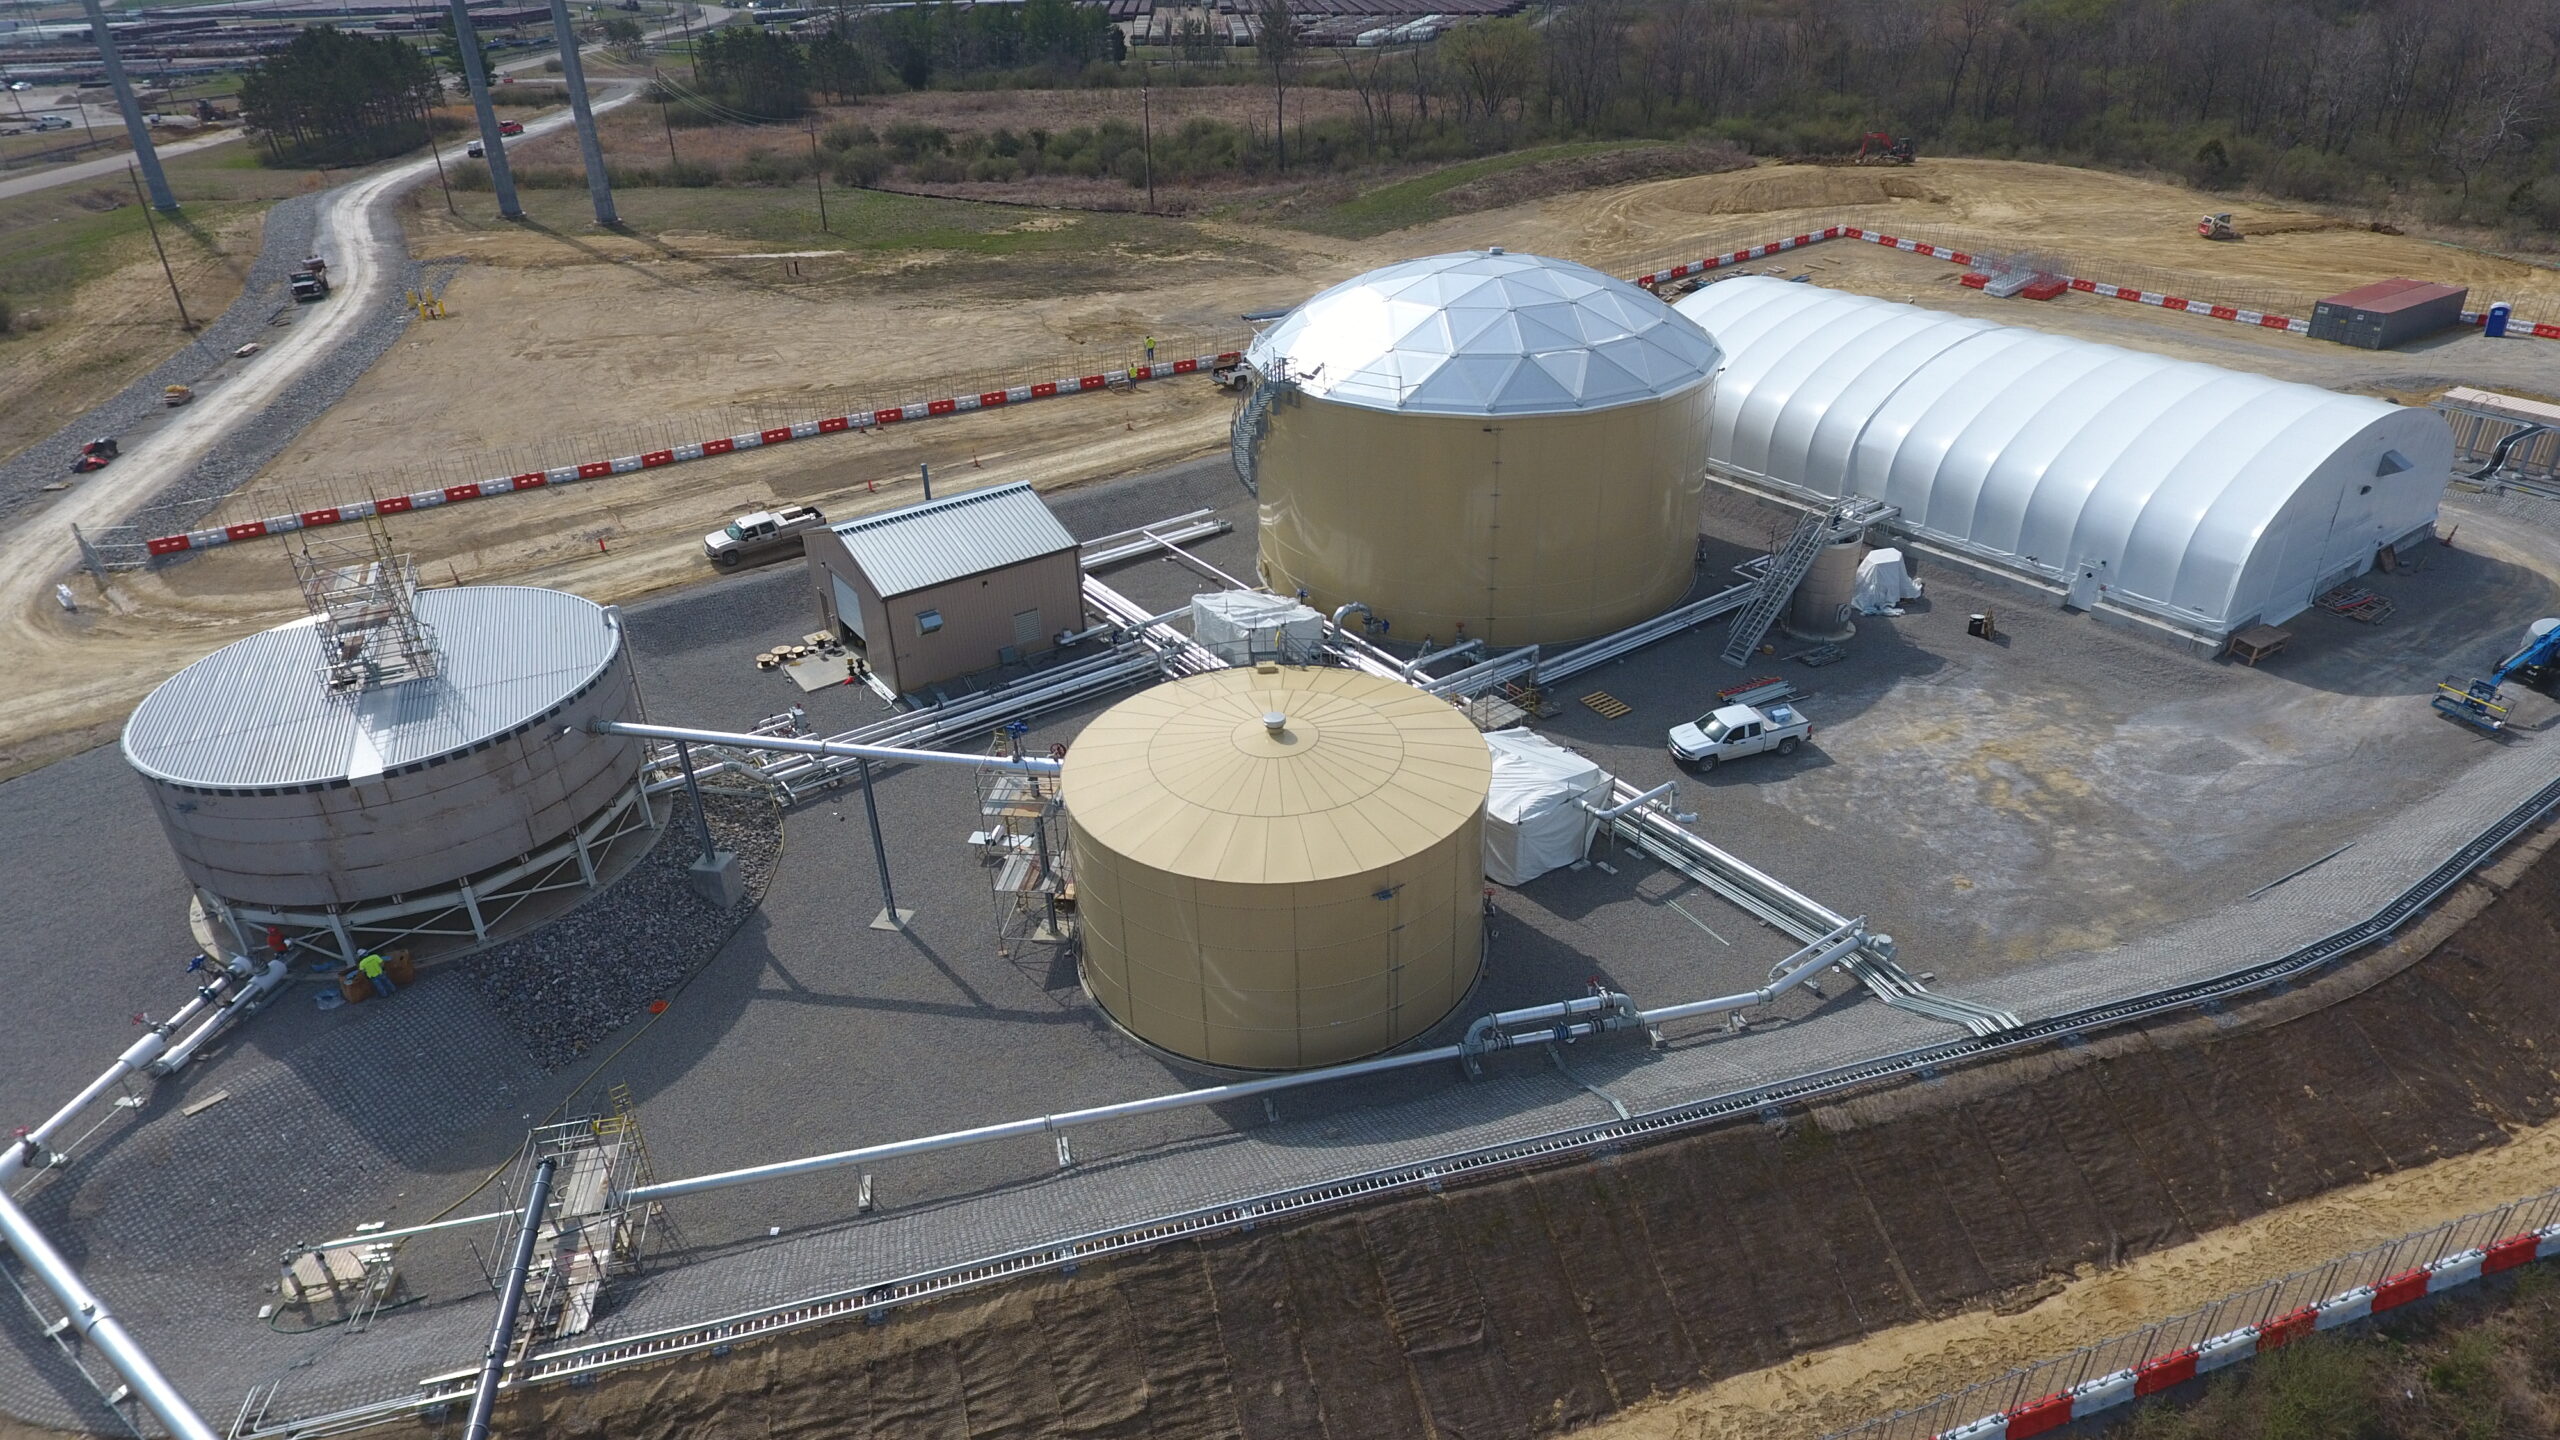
[1248, 250, 1722, 417]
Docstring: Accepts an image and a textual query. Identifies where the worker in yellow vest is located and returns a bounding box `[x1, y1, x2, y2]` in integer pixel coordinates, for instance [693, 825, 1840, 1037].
[359, 952, 394, 999]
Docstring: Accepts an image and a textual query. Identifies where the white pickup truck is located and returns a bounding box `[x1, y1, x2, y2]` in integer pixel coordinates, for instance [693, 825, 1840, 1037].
[1668, 701, 1812, 769]
[705, 505, 828, 569]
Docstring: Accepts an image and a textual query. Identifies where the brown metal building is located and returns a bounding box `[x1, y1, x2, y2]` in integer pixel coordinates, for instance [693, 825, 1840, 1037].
[807, 483, 1084, 697]
[2309, 278, 2468, 350]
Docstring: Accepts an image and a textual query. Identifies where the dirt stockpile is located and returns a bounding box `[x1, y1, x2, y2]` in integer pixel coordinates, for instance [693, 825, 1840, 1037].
[435, 824, 2560, 1440]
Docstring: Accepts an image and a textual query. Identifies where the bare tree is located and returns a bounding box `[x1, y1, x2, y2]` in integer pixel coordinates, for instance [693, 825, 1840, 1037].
[1442, 17, 1537, 128]
[1255, 0, 1298, 170]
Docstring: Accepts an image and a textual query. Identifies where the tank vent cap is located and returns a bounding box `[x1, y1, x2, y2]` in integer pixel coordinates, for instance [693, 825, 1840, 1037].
[1486, 246, 1506, 255]
[1263, 712, 1288, 735]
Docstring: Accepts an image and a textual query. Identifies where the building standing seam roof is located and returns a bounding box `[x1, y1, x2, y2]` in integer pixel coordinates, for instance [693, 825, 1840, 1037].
[1248, 250, 1724, 417]
[121, 586, 621, 791]
[1063, 668, 1491, 887]
[829, 481, 1078, 598]
[2321, 277, 2466, 312]
[1677, 277, 2448, 632]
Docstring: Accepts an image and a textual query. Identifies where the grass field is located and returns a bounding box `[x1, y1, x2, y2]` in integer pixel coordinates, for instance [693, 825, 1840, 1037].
[445, 177, 1220, 263]
[1297, 140, 1667, 237]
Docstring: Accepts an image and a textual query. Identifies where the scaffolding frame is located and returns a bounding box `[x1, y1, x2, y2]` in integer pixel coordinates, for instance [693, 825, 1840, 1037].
[288, 519, 440, 696]
[977, 741, 1072, 955]
[484, 1091, 667, 1361]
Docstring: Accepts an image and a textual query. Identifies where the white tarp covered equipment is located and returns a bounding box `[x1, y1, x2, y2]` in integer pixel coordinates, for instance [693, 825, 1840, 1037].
[1854, 548, 1923, 614]
[1482, 728, 1613, 885]
[1190, 591, 1326, 664]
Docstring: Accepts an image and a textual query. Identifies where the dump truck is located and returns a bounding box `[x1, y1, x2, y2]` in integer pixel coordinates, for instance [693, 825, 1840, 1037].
[289, 268, 330, 302]
[704, 504, 828, 569]
[1668, 701, 1812, 770]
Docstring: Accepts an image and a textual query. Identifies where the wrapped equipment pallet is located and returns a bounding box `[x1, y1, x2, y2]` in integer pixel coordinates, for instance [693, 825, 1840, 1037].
[1482, 728, 1613, 885]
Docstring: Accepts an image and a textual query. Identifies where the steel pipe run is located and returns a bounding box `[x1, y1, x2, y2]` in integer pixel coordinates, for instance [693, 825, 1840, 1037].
[151, 958, 289, 1075]
[0, 1192, 219, 1440]
[1637, 922, 1866, 1027]
[598, 721, 1060, 775]
[2, 956, 263, 1190]
[464, 1156, 556, 1440]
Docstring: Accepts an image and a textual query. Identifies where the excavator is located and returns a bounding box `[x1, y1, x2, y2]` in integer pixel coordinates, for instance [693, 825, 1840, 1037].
[2435, 619, 2560, 733]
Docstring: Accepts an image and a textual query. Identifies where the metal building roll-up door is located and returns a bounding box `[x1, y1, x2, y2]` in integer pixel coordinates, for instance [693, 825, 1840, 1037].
[833, 573, 868, 643]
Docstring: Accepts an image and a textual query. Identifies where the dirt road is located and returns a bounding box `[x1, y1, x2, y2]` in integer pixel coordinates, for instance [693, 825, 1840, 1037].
[0, 129, 240, 204]
[0, 91, 637, 776]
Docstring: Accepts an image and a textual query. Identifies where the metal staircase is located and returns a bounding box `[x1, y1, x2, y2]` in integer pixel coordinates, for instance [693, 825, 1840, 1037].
[1720, 504, 1840, 666]
[1228, 370, 1288, 497]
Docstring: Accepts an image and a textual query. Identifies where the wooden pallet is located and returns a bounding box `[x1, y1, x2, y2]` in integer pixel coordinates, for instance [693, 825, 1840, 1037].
[1580, 690, 1632, 719]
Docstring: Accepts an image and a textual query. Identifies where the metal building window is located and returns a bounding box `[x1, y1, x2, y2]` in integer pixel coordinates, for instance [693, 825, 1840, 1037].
[917, 609, 944, 635]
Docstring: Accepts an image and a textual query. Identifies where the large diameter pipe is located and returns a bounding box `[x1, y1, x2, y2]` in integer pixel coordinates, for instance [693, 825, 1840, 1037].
[598, 720, 1061, 775]
[0, 1191, 218, 1440]
[2, 965, 244, 1190]
[465, 1156, 557, 1440]
[625, 991, 1632, 1206]
[152, 958, 289, 1074]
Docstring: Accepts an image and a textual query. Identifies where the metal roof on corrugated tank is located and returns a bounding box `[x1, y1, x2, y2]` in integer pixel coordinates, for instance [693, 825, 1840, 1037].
[122, 586, 622, 791]
[829, 481, 1078, 598]
[1064, 667, 1489, 885]
[1247, 249, 1721, 417]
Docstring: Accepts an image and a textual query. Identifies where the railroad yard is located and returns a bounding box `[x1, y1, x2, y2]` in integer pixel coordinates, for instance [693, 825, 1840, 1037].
[4, 83, 2560, 1440]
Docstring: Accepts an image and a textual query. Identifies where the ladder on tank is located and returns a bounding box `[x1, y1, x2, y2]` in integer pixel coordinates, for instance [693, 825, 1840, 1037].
[1227, 368, 1293, 497]
[1719, 498, 1897, 667]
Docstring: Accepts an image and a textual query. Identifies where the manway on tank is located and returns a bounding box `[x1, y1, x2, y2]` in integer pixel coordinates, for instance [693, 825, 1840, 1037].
[1237, 249, 1724, 648]
[1064, 666, 1494, 1071]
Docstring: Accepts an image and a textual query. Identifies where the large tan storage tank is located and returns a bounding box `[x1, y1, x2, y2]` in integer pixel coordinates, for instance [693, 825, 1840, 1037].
[1240, 249, 1723, 647]
[1066, 667, 1493, 1071]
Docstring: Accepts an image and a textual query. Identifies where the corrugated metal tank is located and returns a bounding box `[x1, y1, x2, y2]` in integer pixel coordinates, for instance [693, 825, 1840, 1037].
[1066, 666, 1492, 1071]
[1243, 250, 1723, 647]
[122, 586, 642, 909]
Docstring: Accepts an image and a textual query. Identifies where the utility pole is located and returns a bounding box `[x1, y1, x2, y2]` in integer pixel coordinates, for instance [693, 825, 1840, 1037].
[449, 0, 522, 219]
[546, 0, 618, 227]
[655, 67, 679, 168]
[80, 0, 173, 211]
[129, 164, 193, 330]
[806, 116, 828, 232]
[1141, 66, 1153, 214]
[426, 116, 456, 214]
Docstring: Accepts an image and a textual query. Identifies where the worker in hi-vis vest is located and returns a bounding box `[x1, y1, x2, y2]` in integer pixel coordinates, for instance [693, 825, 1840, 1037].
[359, 952, 394, 999]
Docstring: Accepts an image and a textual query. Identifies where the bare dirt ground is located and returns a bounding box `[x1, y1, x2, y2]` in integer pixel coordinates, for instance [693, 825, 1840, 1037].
[7, 154, 2557, 779]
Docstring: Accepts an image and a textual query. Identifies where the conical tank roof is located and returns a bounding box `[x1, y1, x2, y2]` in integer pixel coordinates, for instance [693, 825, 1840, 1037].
[1246, 249, 1722, 417]
[1064, 667, 1491, 885]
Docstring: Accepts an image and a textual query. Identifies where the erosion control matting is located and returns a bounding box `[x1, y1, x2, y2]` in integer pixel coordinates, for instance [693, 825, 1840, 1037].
[456, 825, 2560, 1440]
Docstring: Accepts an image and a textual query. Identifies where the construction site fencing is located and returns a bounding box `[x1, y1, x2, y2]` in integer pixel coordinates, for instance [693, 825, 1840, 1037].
[79, 329, 1253, 572]
[1825, 1182, 2560, 1440]
[1637, 211, 2330, 321]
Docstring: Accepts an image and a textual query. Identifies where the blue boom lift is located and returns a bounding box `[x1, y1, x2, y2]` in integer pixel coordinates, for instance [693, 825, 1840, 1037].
[2435, 619, 2560, 733]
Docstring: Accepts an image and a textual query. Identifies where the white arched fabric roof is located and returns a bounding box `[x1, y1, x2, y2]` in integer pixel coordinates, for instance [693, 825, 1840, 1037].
[1676, 277, 2452, 634]
[1249, 249, 1721, 417]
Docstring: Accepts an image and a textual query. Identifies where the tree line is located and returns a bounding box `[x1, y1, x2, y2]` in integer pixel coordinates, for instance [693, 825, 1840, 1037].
[239, 25, 443, 167]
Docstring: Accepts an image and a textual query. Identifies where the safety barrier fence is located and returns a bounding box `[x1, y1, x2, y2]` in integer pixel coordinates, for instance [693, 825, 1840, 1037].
[1632, 223, 2560, 342]
[1824, 1183, 2560, 1440]
[127, 340, 1247, 561]
[110, 216, 2554, 566]
[233, 748, 2560, 1439]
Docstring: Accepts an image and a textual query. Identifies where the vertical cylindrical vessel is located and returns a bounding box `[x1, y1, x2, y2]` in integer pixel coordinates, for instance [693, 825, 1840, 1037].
[1241, 250, 1723, 647]
[1784, 537, 1863, 641]
[1066, 667, 1493, 1071]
